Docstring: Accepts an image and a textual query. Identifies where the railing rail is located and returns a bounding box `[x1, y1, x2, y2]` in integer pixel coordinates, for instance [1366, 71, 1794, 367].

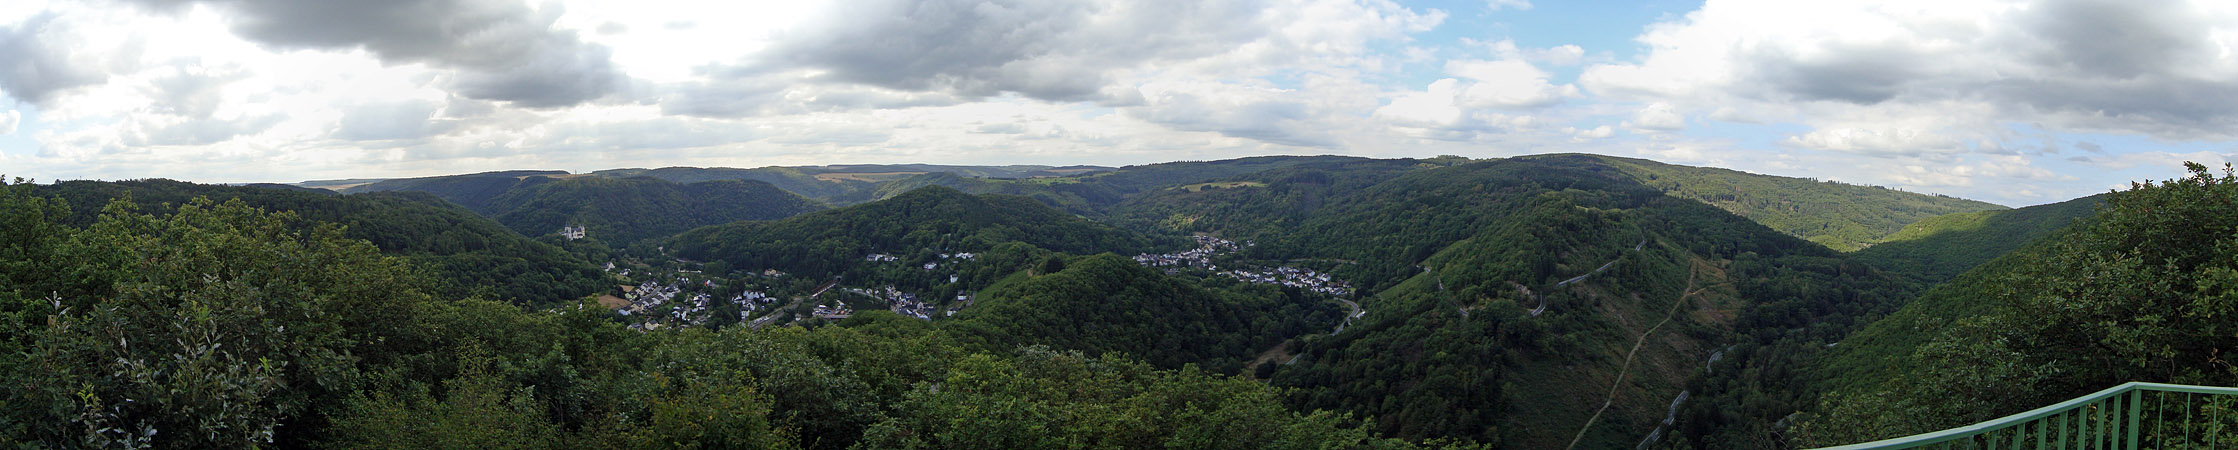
[1812, 382, 2238, 450]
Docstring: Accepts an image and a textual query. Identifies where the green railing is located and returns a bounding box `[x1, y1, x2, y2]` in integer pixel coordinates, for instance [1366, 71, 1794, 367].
[1813, 382, 2238, 450]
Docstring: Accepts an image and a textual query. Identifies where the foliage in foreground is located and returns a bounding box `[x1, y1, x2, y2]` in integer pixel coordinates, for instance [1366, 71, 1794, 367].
[1799, 163, 2238, 446]
[0, 181, 1470, 449]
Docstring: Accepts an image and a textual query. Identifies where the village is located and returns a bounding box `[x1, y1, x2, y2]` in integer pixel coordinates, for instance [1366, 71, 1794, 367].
[1134, 235, 1355, 297]
[597, 244, 985, 330]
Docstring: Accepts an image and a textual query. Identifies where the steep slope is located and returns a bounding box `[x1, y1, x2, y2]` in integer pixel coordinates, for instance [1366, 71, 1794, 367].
[1849, 194, 2102, 284]
[1554, 154, 2008, 251]
[1799, 164, 2238, 447]
[485, 176, 823, 245]
[35, 179, 606, 306]
[667, 186, 1165, 278]
[1095, 156, 1921, 448]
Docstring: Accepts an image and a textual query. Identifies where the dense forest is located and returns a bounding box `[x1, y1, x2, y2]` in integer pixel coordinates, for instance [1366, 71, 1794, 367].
[1791, 163, 2238, 446]
[667, 186, 1167, 278]
[4, 153, 2188, 449]
[485, 176, 824, 246]
[27, 179, 605, 306]
[0, 179, 1476, 450]
[1552, 154, 2007, 251]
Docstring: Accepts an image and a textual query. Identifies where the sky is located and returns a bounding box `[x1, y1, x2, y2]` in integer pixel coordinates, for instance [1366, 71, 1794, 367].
[4, 0, 2238, 206]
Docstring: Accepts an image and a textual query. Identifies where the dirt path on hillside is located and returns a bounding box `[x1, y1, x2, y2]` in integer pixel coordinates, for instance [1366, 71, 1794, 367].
[1564, 258, 1726, 450]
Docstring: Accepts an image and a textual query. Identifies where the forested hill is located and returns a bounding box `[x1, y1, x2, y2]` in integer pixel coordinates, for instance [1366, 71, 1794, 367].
[1848, 193, 2103, 284]
[338, 170, 561, 213]
[943, 252, 1342, 373]
[1542, 154, 2007, 251]
[483, 176, 823, 245]
[1090, 155, 1917, 448]
[27, 179, 605, 306]
[0, 179, 1469, 450]
[667, 186, 1167, 278]
[1797, 164, 2238, 447]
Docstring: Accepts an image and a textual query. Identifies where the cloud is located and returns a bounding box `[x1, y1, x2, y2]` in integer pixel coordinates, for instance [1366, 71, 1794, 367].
[0, 14, 113, 105]
[1566, 125, 1614, 141]
[1624, 102, 1683, 131]
[1782, 127, 1961, 157]
[1131, 80, 1337, 147]
[336, 99, 441, 141]
[0, 110, 17, 134]
[1581, 0, 2238, 146]
[1447, 59, 1577, 108]
[124, 0, 621, 108]
[1486, 0, 1531, 11]
[730, 0, 1439, 105]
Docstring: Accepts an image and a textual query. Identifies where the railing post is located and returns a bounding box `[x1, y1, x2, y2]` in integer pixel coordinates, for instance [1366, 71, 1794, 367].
[2127, 390, 2141, 450]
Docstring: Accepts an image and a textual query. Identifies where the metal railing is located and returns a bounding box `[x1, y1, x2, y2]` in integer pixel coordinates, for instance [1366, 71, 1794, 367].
[1812, 382, 2238, 450]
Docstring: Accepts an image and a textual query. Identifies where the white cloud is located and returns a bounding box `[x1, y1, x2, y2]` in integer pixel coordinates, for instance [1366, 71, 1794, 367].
[1487, 0, 1532, 11]
[0, 110, 17, 134]
[1566, 125, 1614, 141]
[1624, 102, 1684, 131]
[1448, 59, 1578, 109]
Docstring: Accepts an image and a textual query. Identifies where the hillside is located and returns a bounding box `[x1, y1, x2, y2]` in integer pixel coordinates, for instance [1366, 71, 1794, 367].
[1549, 154, 2008, 251]
[485, 176, 823, 245]
[667, 186, 1165, 278]
[1849, 194, 2102, 284]
[592, 163, 1115, 204]
[1797, 164, 2238, 447]
[943, 253, 1341, 373]
[0, 179, 1448, 450]
[30, 179, 606, 306]
[337, 170, 563, 213]
[1085, 156, 1922, 448]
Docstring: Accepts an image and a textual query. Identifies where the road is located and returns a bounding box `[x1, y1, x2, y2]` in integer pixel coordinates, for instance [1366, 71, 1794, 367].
[1530, 238, 1648, 317]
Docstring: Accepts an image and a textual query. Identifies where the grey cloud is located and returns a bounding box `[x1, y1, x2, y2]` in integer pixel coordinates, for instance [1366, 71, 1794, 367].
[338, 100, 442, 141]
[0, 14, 111, 105]
[2021, 0, 2207, 80]
[125, 0, 620, 107]
[1131, 93, 1336, 148]
[1755, 41, 1925, 104]
[753, 0, 1267, 102]
[2075, 141, 2102, 153]
[1706, 0, 2238, 139]
[144, 66, 246, 117]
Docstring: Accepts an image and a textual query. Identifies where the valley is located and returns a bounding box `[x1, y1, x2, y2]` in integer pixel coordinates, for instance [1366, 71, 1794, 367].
[0, 153, 2188, 449]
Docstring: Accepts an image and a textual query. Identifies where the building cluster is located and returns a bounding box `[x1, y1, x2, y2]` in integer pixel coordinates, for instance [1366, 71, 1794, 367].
[559, 225, 587, 240]
[844, 285, 941, 320]
[812, 302, 853, 319]
[1132, 235, 1351, 296]
[1222, 266, 1354, 296]
[732, 290, 779, 322]
[864, 253, 899, 262]
[1132, 235, 1243, 269]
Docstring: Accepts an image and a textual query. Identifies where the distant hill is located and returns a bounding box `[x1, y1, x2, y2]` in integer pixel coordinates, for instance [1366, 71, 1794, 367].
[483, 176, 824, 246]
[591, 164, 1115, 203]
[667, 186, 1165, 278]
[338, 170, 561, 213]
[1851, 194, 2103, 284]
[1544, 154, 2008, 251]
[34, 179, 607, 306]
